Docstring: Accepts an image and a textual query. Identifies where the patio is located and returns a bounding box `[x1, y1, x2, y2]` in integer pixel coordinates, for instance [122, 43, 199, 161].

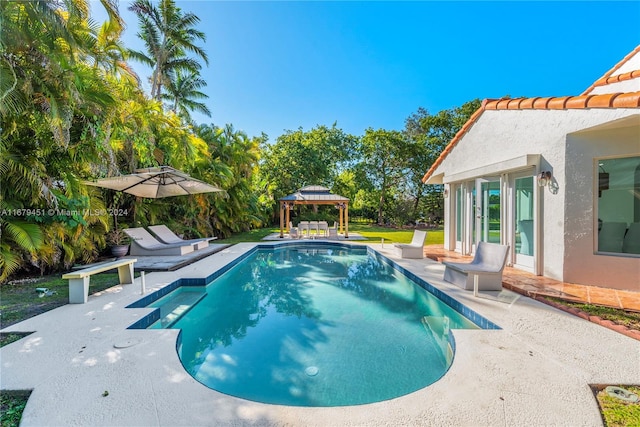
[1, 242, 638, 426]
[424, 244, 640, 313]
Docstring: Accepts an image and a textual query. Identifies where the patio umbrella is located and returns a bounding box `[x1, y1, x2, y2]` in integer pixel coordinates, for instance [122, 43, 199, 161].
[84, 166, 223, 198]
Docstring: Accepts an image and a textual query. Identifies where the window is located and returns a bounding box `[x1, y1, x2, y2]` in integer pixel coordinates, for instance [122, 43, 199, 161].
[596, 155, 640, 255]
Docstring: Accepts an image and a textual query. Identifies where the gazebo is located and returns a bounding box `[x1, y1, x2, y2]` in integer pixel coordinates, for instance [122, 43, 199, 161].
[279, 186, 349, 238]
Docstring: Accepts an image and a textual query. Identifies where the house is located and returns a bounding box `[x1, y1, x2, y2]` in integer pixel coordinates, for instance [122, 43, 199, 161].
[422, 46, 640, 291]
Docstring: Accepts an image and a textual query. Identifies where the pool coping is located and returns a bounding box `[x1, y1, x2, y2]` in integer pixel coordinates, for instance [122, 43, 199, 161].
[2, 241, 639, 426]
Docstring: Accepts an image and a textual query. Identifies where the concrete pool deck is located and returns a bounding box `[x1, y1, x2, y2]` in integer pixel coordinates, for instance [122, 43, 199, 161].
[1, 242, 639, 426]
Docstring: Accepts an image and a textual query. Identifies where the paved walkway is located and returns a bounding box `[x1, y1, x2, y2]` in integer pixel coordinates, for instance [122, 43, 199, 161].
[424, 244, 640, 312]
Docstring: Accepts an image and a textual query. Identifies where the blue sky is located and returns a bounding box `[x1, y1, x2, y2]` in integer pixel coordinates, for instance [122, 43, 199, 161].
[92, 1, 640, 142]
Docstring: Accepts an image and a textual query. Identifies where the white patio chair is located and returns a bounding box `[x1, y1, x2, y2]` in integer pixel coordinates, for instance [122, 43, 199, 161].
[318, 221, 329, 237]
[288, 221, 300, 239]
[309, 221, 319, 238]
[393, 230, 427, 259]
[443, 242, 509, 293]
[298, 221, 309, 238]
[328, 222, 338, 238]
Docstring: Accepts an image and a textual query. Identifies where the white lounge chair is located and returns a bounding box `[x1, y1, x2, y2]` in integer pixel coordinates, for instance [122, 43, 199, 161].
[622, 223, 640, 254]
[443, 242, 509, 292]
[124, 227, 195, 256]
[148, 224, 216, 250]
[394, 230, 427, 259]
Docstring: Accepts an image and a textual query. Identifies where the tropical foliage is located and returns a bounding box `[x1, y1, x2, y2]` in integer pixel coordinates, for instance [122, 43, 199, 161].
[0, 0, 261, 281]
[0, 0, 479, 283]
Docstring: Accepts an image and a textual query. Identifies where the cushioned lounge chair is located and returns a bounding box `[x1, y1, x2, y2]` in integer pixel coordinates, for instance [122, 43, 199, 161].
[148, 224, 216, 250]
[124, 227, 195, 256]
[443, 242, 509, 292]
[394, 230, 427, 259]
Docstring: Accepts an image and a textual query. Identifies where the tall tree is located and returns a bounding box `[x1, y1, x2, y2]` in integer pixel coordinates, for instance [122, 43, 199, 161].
[258, 124, 358, 219]
[128, 0, 208, 101]
[360, 128, 411, 225]
[403, 99, 482, 222]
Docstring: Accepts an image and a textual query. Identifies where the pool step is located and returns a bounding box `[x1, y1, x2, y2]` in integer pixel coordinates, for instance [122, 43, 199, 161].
[149, 288, 206, 328]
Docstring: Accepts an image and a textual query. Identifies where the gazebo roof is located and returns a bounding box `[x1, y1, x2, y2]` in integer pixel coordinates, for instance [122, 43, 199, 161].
[280, 185, 349, 204]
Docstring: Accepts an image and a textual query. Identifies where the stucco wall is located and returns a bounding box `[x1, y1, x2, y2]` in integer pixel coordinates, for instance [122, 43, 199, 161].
[564, 124, 640, 291]
[432, 108, 639, 289]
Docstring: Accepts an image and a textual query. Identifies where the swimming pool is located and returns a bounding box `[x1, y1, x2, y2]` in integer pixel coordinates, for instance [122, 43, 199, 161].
[131, 243, 498, 407]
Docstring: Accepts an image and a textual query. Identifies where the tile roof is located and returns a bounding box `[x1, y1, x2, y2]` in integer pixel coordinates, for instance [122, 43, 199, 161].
[421, 91, 640, 183]
[582, 45, 640, 95]
[422, 46, 640, 184]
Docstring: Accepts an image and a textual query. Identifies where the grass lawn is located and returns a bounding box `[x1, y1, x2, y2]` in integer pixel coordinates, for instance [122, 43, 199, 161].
[216, 227, 280, 243]
[0, 391, 30, 427]
[216, 223, 443, 245]
[347, 223, 443, 244]
[0, 272, 139, 329]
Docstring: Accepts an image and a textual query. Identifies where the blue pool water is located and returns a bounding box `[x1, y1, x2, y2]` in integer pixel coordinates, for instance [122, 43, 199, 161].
[148, 245, 483, 406]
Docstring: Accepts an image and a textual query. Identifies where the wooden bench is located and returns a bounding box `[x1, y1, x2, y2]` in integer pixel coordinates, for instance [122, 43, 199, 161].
[62, 258, 137, 304]
[443, 242, 509, 295]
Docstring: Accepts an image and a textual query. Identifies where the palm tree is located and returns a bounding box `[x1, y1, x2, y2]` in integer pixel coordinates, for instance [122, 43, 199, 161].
[128, 0, 209, 101]
[0, 0, 123, 280]
[162, 69, 211, 122]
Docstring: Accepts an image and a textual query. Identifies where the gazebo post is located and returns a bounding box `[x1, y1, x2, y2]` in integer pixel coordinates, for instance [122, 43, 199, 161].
[285, 203, 291, 233]
[338, 205, 343, 234]
[279, 201, 284, 238]
[345, 203, 349, 238]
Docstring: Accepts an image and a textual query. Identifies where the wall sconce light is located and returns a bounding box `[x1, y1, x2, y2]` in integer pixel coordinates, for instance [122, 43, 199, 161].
[537, 171, 552, 187]
[443, 188, 449, 198]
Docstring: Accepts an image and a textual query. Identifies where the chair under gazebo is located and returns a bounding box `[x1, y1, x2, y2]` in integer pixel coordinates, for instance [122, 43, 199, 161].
[279, 186, 349, 238]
